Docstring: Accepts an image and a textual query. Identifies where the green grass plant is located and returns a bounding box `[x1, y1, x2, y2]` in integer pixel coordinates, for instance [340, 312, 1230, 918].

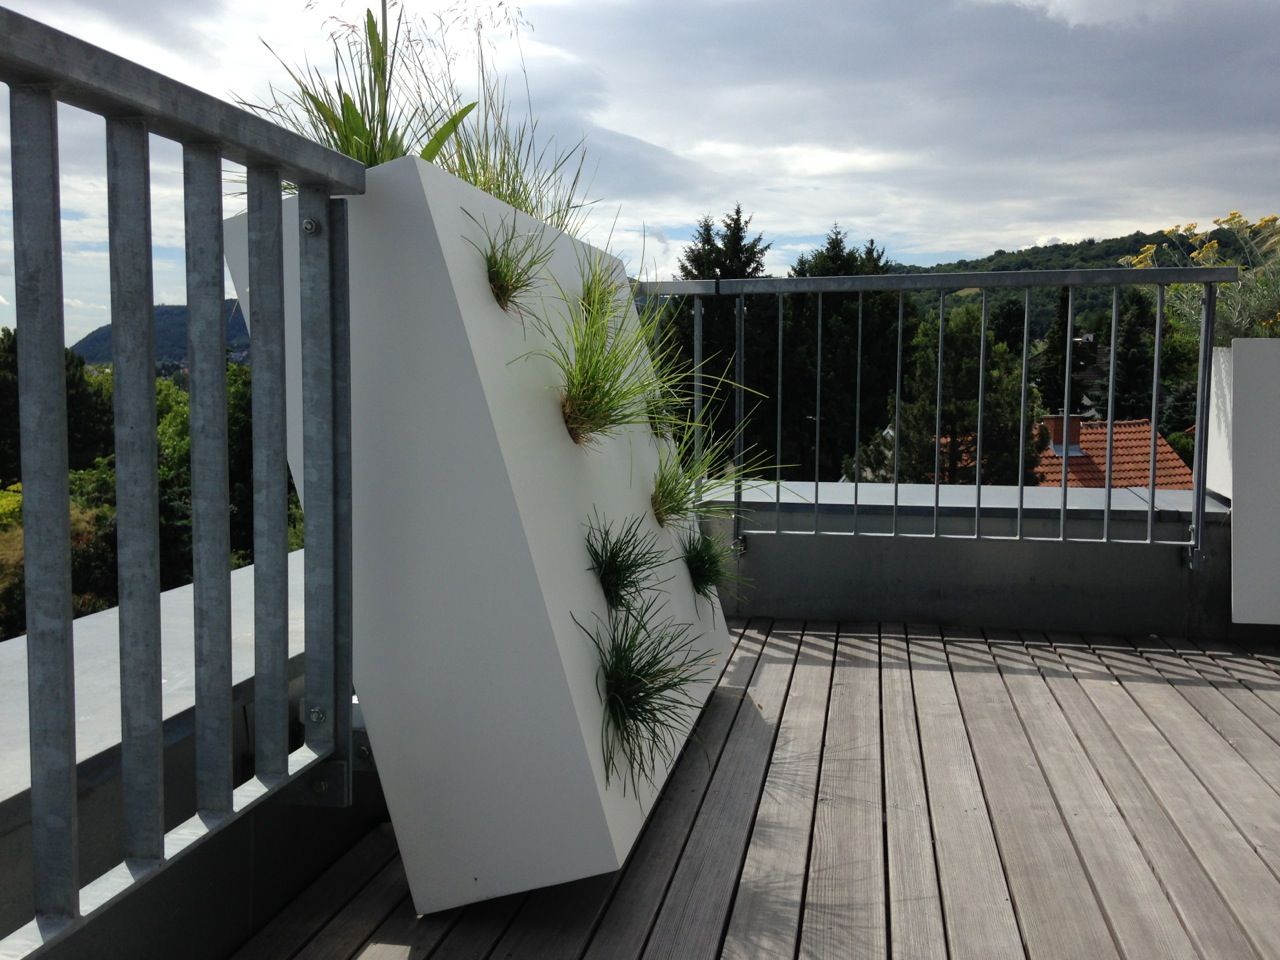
[585, 512, 667, 610]
[532, 251, 682, 446]
[432, 56, 590, 236]
[245, 7, 474, 168]
[650, 409, 749, 526]
[465, 211, 553, 315]
[679, 528, 739, 602]
[576, 594, 715, 794]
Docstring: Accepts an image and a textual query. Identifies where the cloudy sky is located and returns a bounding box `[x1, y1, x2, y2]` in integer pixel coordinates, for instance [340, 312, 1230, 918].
[0, 0, 1276, 343]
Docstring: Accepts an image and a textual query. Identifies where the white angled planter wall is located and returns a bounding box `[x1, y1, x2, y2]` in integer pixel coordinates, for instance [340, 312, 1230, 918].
[225, 157, 732, 914]
[1229, 339, 1280, 625]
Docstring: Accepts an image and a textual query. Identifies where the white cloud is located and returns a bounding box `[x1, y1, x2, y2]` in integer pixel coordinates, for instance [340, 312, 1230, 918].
[963, 0, 1195, 26]
[0, 294, 8, 306]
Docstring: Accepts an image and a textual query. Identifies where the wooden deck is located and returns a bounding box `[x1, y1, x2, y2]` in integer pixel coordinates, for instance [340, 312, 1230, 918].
[233, 621, 1280, 960]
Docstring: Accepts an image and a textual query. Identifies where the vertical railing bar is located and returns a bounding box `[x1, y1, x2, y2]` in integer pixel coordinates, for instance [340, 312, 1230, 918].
[775, 294, 783, 534]
[975, 289, 988, 539]
[852, 291, 863, 534]
[1190, 283, 1216, 562]
[11, 83, 79, 921]
[1103, 286, 1119, 542]
[248, 164, 289, 781]
[692, 296, 704, 474]
[299, 185, 337, 755]
[329, 197, 354, 802]
[933, 290, 945, 537]
[734, 295, 744, 543]
[892, 292, 904, 536]
[184, 143, 233, 816]
[813, 292, 823, 534]
[1016, 289, 1030, 539]
[1059, 287, 1075, 541]
[1147, 285, 1165, 543]
[107, 116, 164, 861]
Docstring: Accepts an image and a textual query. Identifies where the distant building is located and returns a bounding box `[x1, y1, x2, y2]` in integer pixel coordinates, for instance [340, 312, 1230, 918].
[1034, 416, 1192, 489]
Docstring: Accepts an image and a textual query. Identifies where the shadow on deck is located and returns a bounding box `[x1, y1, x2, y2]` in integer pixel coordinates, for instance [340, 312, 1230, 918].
[233, 620, 1280, 960]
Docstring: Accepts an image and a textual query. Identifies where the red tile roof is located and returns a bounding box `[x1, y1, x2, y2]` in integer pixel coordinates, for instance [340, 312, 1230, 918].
[1034, 418, 1193, 489]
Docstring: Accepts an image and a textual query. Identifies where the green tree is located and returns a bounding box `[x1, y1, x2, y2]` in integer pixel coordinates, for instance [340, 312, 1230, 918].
[0, 328, 114, 484]
[677, 205, 771, 282]
[894, 303, 1047, 485]
[785, 227, 904, 480]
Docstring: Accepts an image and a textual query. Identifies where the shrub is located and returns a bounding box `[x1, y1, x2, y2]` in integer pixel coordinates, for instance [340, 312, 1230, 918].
[679, 528, 738, 602]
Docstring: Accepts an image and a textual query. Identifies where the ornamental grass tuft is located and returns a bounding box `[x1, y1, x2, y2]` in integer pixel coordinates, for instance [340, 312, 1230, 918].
[679, 528, 738, 602]
[533, 250, 683, 446]
[576, 595, 714, 795]
[465, 211, 553, 316]
[585, 512, 667, 610]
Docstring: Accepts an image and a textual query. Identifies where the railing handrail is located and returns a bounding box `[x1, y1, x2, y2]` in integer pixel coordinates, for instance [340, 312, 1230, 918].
[0, 6, 365, 194]
[636, 266, 1239, 296]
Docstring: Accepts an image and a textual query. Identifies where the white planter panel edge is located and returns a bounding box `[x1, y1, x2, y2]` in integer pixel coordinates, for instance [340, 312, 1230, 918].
[1230, 338, 1280, 625]
[225, 157, 733, 913]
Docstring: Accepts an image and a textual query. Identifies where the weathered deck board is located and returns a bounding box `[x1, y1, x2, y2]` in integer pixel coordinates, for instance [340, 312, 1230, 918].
[906, 628, 1023, 960]
[797, 625, 886, 960]
[1138, 637, 1280, 789]
[350, 895, 458, 959]
[581, 621, 761, 960]
[881, 626, 947, 960]
[1050, 638, 1280, 957]
[427, 893, 527, 960]
[1025, 636, 1261, 960]
[721, 626, 835, 960]
[640, 622, 802, 960]
[1090, 639, 1280, 877]
[483, 874, 612, 960]
[236, 623, 1280, 960]
[945, 630, 1120, 960]
[1167, 639, 1280, 747]
[986, 634, 1197, 960]
[295, 858, 409, 960]
[232, 824, 400, 960]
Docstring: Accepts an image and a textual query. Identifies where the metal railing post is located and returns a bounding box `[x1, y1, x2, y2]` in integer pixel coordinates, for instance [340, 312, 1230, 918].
[300, 186, 337, 757]
[184, 142, 233, 817]
[248, 165, 290, 782]
[107, 115, 164, 861]
[11, 81, 79, 924]
[1190, 283, 1217, 568]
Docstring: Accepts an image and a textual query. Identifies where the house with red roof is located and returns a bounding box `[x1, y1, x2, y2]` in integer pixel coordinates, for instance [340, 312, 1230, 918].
[1034, 416, 1192, 488]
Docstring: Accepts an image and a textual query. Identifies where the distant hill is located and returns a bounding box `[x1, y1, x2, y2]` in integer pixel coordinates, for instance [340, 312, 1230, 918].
[899, 225, 1250, 275]
[71, 300, 248, 366]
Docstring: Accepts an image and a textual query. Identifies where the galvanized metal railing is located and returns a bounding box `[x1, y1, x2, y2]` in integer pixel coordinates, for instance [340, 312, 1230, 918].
[638, 266, 1236, 562]
[1, 7, 362, 955]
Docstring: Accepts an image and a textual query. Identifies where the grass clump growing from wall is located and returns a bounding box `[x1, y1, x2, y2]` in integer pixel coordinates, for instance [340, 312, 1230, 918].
[577, 595, 714, 795]
[533, 251, 681, 446]
[585, 513, 666, 610]
[680, 528, 738, 602]
[465, 212, 553, 315]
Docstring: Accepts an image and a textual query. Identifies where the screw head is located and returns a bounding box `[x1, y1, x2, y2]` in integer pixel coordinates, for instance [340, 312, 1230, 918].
[309, 706, 326, 723]
[312, 779, 329, 795]
[302, 218, 320, 235]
